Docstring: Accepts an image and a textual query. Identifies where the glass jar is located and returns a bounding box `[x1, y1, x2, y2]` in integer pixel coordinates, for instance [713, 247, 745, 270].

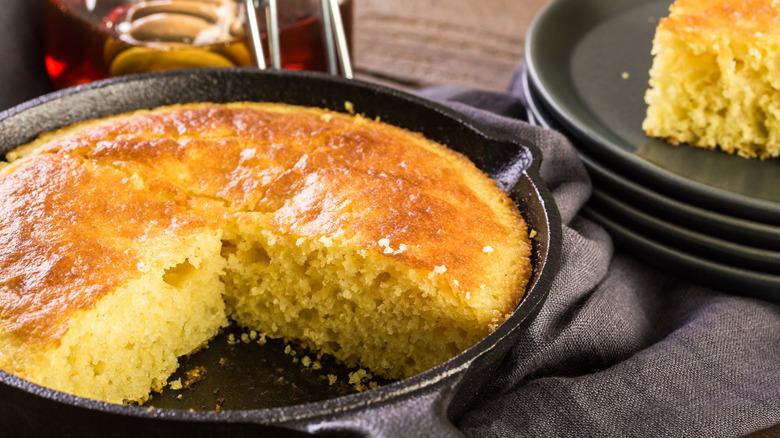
[43, 0, 353, 89]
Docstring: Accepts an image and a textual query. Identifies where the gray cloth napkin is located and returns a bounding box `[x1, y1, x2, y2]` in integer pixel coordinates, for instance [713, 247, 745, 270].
[419, 85, 780, 438]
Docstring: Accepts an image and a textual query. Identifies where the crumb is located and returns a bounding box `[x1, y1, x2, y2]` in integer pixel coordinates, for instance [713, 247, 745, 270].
[378, 238, 393, 254]
[369, 381, 379, 390]
[394, 244, 407, 254]
[483, 245, 494, 254]
[302, 356, 312, 367]
[344, 101, 355, 114]
[529, 229, 537, 238]
[227, 333, 238, 345]
[183, 366, 206, 388]
[312, 360, 322, 370]
[256, 333, 267, 346]
[176, 394, 183, 400]
[348, 369, 369, 385]
[621, 72, 629, 79]
[213, 388, 220, 395]
[169, 378, 183, 390]
[241, 332, 250, 343]
[219, 357, 228, 366]
[327, 374, 338, 385]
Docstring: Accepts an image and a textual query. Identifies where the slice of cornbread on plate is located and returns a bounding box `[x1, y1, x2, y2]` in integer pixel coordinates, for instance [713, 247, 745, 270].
[643, 0, 780, 159]
[0, 102, 533, 404]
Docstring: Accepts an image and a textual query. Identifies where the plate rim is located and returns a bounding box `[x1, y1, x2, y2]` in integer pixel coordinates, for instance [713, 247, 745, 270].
[589, 187, 780, 274]
[580, 206, 780, 302]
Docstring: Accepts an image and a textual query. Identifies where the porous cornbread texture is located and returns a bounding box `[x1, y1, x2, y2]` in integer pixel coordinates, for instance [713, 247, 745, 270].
[0, 102, 533, 404]
[643, 0, 780, 158]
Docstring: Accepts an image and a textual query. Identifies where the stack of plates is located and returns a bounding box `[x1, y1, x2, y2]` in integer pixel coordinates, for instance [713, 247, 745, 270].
[523, 0, 780, 301]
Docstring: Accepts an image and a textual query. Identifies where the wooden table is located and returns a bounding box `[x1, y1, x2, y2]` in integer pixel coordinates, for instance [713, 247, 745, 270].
[352, 0, 552, 91]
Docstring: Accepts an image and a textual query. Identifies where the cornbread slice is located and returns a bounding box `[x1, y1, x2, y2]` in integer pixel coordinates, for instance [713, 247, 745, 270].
[643, 0, 780, 158]
[0, 102, 533, 404]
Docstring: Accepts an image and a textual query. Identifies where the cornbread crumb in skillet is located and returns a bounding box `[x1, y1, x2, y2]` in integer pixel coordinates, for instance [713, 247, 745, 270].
[643, 0, 780, 158]
[0, 102, 533, 404]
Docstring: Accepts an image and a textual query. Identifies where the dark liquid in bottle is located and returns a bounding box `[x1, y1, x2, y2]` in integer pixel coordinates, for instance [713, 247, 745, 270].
[43, 0, 353, 89]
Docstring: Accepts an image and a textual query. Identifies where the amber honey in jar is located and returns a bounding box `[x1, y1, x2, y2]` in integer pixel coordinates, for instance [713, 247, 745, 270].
[43, 0, 353, 89]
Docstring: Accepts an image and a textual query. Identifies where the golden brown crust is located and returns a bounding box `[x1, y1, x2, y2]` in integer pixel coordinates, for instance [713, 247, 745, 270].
[659, 0, 780, 40]
[1, 103, 531, 345]
[0, 153, 214, 345]
[262, 121, 520, 296]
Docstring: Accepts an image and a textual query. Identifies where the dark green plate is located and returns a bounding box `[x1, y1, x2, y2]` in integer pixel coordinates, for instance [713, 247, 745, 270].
[526, 0, 780, 225]
[521, 65, 780, 252]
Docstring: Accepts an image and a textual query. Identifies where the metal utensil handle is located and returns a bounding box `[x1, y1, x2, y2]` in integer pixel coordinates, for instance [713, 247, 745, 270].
[324, 0, 353, 78]
[265, 0, 281, 69]
[246, 0, 352, 78]
[320, 0, 338, 75]
[245, 0, 266, 69]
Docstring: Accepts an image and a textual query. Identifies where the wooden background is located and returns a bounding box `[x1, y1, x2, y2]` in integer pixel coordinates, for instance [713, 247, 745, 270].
[351, 0, 551, 92]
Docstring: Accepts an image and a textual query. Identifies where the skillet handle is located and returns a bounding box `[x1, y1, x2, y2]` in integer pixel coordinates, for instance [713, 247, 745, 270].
[291, 375, 464, 438]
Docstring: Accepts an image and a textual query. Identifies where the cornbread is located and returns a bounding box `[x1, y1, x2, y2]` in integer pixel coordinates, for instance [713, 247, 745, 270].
[643, 0, 780, 158]
[0, 102, 533, 404]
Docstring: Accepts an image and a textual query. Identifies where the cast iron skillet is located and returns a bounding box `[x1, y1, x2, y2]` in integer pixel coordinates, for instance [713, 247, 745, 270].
[0, 68, 561, 437]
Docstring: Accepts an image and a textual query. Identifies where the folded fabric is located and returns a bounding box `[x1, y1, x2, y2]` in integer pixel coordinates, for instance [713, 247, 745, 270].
[420, 80, 780, 438]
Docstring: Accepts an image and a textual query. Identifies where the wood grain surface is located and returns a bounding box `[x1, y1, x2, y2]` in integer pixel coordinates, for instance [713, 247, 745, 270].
[351, 0, 551, 91]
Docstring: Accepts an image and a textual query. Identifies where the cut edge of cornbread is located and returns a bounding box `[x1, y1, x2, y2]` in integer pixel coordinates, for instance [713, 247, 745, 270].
[221, 220, 505, 381]
[0, 230, 229, 404]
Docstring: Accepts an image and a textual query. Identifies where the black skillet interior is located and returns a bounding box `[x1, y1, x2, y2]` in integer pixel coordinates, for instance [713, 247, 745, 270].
[0, 68, 560, 437]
